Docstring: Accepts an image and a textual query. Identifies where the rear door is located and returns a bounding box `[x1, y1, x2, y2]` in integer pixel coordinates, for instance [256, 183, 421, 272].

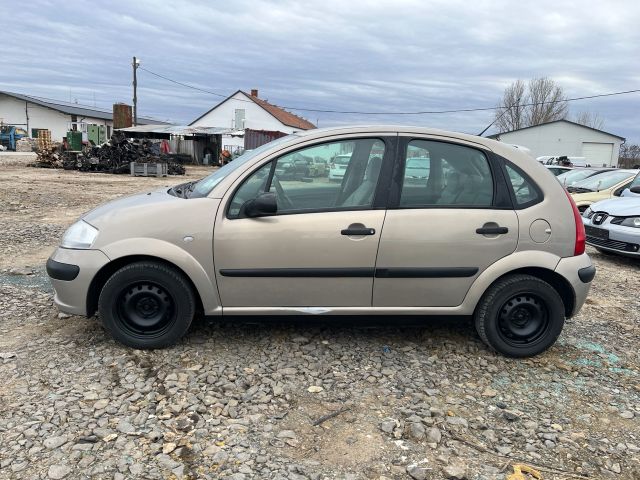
[373, 137, 518, 307]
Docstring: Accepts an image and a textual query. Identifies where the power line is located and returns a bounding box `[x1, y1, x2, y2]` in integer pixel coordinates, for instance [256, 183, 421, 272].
[137, 66, 640, 116]
[138, 67, 227, 98]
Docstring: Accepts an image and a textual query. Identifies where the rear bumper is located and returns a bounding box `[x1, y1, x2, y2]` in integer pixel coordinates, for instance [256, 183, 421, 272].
[554, 253, 594, 317]
[47, 247, 110, 316]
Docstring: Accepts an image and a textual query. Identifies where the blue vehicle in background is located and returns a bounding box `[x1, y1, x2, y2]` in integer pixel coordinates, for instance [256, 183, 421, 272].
[0, 125, 27, 151]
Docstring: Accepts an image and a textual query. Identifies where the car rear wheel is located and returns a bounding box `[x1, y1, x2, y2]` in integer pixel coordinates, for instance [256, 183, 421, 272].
[474, 274, 565, 357]
[98, 261, 195, 349]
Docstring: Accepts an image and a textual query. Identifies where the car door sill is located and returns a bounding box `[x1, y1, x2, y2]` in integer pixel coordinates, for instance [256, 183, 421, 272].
[221, 306, 470, 315]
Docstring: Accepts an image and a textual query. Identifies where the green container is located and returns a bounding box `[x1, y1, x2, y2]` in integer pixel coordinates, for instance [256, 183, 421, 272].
[67, 130, 83, 151]
[87, 125, 107, 145]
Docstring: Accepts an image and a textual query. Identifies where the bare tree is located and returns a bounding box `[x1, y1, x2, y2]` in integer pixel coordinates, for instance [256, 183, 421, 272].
[494, 77, 568, 132]
[525, 77, 568, 126]
[493, 80, 527, 133]
[619, 143, 640, 168]
[573, 111, 605, 130]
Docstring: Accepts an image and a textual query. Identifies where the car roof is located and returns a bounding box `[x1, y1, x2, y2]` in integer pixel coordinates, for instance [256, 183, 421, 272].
[290, 125, 532, 162]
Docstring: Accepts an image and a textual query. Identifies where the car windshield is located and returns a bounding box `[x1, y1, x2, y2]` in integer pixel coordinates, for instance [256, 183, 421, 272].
[190, 135, 294, 197]
[572, 170, 634, 191]
[333, 156, 351, 165]
[406, 158, 429, 169]
[628, 172, 640, 188]
[556, 169, 597, 186]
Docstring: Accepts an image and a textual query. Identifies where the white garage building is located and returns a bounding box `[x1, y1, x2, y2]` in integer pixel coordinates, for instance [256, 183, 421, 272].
[488, 120, 625, 167]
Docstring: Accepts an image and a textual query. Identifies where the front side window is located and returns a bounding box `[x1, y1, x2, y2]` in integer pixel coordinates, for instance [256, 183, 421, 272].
[228, 138, 385, 217]
[399, 140, 494, 207]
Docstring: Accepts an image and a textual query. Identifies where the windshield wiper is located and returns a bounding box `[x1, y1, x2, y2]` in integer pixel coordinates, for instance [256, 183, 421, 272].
[567, 186, 594, 193]
[184, 180, 199, 198]
[168, 180, 197, 198]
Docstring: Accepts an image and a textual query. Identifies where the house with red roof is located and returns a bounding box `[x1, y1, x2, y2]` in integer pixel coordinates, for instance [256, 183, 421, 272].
[189, 89, 315, 153]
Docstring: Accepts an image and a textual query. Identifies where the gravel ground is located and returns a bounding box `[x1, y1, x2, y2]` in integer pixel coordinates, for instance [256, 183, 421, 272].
[0, 165, 639, 480]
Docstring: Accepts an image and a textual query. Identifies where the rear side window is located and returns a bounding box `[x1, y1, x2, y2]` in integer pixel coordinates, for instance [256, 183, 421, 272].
[504, 163, 542, 208]
[399, 140, 494, 207]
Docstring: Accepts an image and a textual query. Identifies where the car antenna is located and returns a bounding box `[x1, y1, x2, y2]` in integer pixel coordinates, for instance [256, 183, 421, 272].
[478, 101, 515, 137]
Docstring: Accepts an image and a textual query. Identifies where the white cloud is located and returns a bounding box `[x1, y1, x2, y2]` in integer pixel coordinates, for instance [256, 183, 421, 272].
[1, 0, 639, 140]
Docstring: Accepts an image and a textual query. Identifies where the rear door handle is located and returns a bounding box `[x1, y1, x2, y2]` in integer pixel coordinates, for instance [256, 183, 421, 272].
[476, 226, 509, 235]
[341, 226, 375, 236]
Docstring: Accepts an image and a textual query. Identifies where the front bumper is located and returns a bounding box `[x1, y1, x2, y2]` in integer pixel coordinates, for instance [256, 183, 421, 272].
[47, 247, 110, 316]
[554, 253, 594, 318]
[582, 217, 640, 257]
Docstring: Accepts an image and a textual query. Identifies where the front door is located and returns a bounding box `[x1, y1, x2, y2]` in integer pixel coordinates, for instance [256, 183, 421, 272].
[214, 136, 393, 308]
[374, 137, 518, 307]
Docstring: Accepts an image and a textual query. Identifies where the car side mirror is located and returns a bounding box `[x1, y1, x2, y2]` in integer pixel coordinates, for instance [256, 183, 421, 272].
[242, 192, 278, 218]
[630, 186, 640, 194]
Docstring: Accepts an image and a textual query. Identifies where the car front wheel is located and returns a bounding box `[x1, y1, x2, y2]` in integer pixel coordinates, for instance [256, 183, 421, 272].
[474, 274, 565, 357]
[98, 261, 195, 349]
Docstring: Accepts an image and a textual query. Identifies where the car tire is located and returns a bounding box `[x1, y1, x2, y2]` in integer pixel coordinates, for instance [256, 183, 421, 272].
[98, 261, 195, 349]
[474, 274, 565, 358]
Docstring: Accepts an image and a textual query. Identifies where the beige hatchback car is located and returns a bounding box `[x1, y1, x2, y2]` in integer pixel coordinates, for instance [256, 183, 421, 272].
[47, 126, 595, 357]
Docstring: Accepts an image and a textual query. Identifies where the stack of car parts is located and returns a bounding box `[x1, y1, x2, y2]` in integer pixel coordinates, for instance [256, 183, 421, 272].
[31, 132, 185, 175]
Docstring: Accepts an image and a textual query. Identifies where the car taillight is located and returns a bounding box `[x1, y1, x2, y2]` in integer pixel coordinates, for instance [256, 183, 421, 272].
[564, 188, 585, 256]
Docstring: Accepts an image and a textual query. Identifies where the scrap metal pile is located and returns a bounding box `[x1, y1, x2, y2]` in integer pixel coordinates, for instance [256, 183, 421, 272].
[31, 132, 185, 175]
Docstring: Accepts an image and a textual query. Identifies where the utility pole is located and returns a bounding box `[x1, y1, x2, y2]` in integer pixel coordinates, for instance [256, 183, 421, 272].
[132, 56, 139, 126]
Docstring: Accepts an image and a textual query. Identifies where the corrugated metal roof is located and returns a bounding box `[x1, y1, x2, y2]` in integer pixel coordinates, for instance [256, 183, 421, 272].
[0, 91, 170, 125]
[487, 119, 625, 141]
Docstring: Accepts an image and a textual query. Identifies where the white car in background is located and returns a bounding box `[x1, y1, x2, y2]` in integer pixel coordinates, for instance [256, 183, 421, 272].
[583, 194, 640, 257]
[329, 154, 351, 182]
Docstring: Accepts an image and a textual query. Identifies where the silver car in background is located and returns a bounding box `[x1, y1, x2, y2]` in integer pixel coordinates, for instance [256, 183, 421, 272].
[583, 193, 640, 257]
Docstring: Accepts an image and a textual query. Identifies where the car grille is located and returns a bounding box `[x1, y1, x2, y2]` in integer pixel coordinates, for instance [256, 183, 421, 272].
[586, 236, 640, 252]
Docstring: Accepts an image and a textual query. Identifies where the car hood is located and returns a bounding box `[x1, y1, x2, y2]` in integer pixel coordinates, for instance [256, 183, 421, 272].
[571, 190, 609, 202]
[590, 197, 640, 216]
[83, 188, 179, 226]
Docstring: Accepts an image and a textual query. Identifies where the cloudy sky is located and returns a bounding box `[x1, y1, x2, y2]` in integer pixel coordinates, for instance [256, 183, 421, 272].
[2, 0, 639, 141]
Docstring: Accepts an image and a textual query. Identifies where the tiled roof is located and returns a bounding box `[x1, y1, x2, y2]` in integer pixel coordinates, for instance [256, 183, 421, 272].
[243, 92, 315, 130]
[190, 90, 316, 130]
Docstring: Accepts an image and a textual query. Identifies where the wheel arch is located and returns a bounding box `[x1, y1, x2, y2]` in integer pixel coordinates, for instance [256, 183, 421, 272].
[86, 255, 206, 317]
[476, 266, 575, 318]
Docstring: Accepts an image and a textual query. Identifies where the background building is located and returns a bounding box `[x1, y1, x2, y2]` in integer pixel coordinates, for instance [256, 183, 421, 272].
[190, 89, 315, 152]
[489, 120, 625, 167]
[0, 91, 164, 142]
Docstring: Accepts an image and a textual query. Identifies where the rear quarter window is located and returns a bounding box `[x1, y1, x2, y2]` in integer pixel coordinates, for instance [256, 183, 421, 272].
[504, 163, 543, 208]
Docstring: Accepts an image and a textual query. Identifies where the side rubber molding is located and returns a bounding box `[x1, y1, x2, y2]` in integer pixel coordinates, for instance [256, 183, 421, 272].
[46, 258, 80, 281]
[578, 265, 596, 283]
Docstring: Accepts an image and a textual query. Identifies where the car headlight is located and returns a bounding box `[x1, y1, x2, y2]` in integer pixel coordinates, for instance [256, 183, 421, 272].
[582, 207, 592, 218]
[60, 220, 99, 249]
[620, 217, 640, 228]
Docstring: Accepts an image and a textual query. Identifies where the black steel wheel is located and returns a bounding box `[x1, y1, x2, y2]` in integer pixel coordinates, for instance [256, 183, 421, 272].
[474, 274, 565, 357]
[497, 294, 550, 346]
[117, 282, 175, 338]
[98, 261, 195, 349]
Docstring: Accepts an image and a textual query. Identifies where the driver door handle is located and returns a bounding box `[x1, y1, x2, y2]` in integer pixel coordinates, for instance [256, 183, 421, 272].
[341, 226, 376, 236]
